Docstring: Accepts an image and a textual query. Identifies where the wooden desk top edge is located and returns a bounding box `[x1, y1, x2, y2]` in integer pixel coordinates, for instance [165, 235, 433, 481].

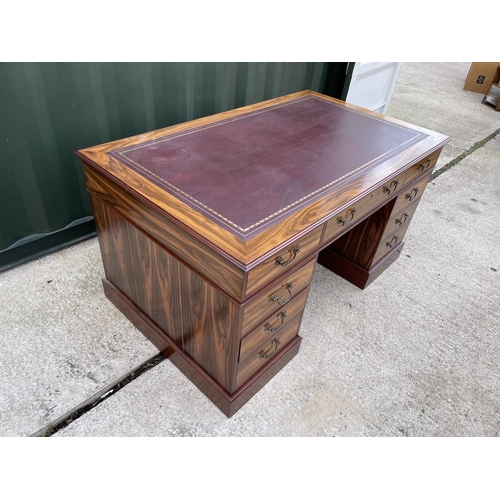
[76, 90, 450, 266]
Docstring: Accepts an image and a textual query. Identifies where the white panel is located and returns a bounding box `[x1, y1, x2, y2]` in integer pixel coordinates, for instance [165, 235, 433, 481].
[346, 62, 402, 114]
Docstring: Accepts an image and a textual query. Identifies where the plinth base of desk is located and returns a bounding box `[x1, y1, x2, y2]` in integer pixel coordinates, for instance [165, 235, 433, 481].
[317, 241, 405, 290]
[102, 278, 301, 418]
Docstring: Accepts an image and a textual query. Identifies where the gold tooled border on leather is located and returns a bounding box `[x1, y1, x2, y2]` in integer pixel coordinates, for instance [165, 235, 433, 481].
[109, 96, 425, 237]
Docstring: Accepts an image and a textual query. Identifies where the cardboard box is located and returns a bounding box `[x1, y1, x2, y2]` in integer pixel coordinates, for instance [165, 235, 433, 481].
[464, 62, 500, 94]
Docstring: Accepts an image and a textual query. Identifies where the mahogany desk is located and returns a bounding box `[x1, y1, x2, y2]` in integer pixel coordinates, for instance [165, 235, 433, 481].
[76, 91, 450, 417]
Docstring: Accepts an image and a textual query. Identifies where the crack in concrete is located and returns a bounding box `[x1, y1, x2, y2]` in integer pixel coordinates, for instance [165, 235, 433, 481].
[31, 352, 166, 437]
[431, 128, 500, 181]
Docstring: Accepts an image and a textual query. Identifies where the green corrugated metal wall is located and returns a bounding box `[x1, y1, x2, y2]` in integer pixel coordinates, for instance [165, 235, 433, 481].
[0, 62, 349, 271]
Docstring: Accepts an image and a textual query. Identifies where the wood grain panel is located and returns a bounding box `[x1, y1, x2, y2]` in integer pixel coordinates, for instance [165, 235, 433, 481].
[102, 278, 235, 414]
[245, 225, 322, 297]
[102, 279, 174, 358]
[91, 195, 240, 392]
[91, 194, 137, 299]
[85, 164, 245, 301]
[241, 257, 316, 335]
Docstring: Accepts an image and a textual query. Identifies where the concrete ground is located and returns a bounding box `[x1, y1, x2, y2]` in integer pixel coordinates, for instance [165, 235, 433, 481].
[1, 62, 499, 436]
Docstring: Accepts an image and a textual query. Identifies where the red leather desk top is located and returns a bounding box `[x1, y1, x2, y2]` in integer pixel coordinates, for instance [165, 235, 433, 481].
[108, 95, 427, 240]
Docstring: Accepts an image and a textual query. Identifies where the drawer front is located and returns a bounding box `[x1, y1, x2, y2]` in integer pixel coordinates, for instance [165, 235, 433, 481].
[381, 199, 420, 242]
[239, 287, 309, 360]
[236, 314, 302, 388]
[241, 257, 316, 335]
[246, 225, 323, 297]
[392, 173, 431, 215]
[236, 290, 308, 388]
[373, 226, 408, 264]
[404, 147, 442, 185]
[323, 172, 406, 244]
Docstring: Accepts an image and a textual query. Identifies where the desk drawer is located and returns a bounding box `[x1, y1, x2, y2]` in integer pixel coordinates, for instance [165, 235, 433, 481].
[236, 288, 308, 388]
[323, 172, 406, 244]
[392, 173, 431, 215]
[373, 226, 409, 264]
[375, 195, 423, 264]
[241, 257, 316, 335]
[381, 200, 420, 241]
[404, 148, 442, 185]
[245, 225, 323, 297]
[239, 287, 309, 360]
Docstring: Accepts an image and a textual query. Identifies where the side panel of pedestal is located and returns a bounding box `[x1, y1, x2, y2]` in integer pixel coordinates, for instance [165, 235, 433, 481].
[90, 193, 241, 394]
[102, 278, 302, 417]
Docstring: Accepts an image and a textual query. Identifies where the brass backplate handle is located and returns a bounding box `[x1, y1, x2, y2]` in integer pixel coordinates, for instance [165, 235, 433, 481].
[386, 236, 399, 248]
[405, 187, 419, 201]
[269, 282, 293, 306]
[337, 208, 357, 227]
[395, 213, 409, 226]
[383, 180, 399, 195]
[275, 245, 300, 267]
[419, 158, 432, 171]
[264, 312, 287, 332]
[259, 339, 281, 359]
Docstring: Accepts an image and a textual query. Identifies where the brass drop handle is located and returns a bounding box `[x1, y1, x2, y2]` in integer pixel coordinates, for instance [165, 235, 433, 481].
[275, 245, 300, 267]
[337, 208, 357, 227]
[264, 312, 287, 332]
[383, 180, 400, 195]
[259, 339, 281, 359]
[395, 213, 409, 226]
[405, 188, 419, 201]
[419, 158, 432, 171]
[386, 236, 399, 248]
[269, 282, 293, 306]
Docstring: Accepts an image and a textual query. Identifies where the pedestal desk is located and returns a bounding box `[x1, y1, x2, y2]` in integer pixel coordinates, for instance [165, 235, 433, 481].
[76, 91, 450, 417]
